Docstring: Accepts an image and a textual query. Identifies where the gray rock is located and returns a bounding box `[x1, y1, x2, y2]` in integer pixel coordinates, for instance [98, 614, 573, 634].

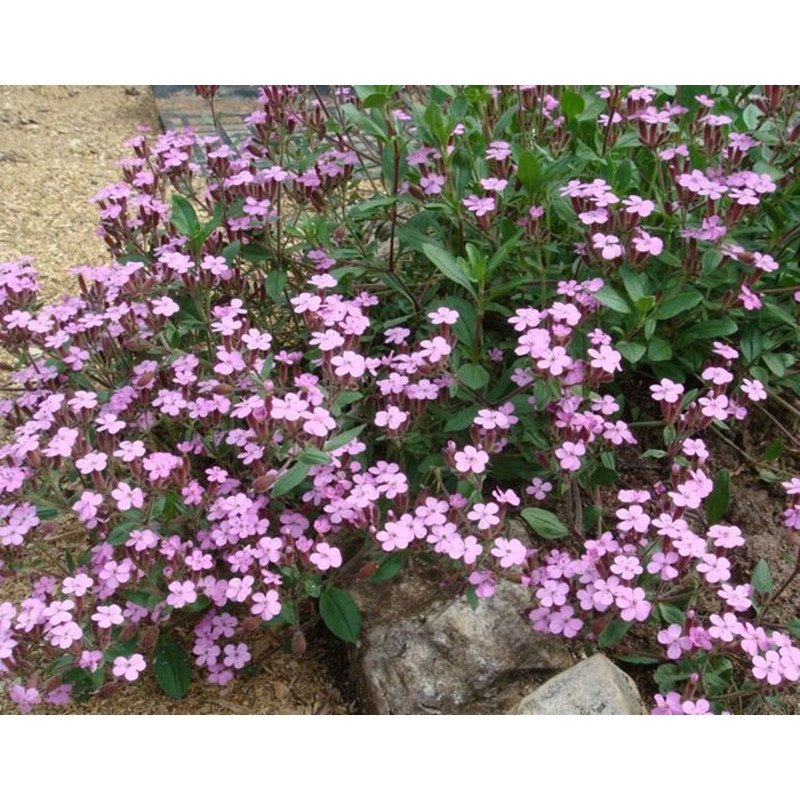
[353, 576, 573, 714]
[512, 654, 645, 715]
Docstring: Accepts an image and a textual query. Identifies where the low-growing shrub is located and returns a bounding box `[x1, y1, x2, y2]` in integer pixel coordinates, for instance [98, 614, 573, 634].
[1, 85, 800, 714]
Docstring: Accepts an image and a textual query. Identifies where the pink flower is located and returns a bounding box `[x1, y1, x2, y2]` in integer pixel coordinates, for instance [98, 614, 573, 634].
[331, 351, 367, 379]
[223, 643, 251, 670]
[420, 174, 445, 195]
[592, 233, 623, 260]
[698, 394, 730, 421]
[536, 579, 569, 608]
[469, 571, 496, 599]
[112, 653, 146, 681]
[428, 306, 459, 325]
[462, 195, 496, 217]
[92, 604, 124, 629]
[485, 140, 511, 161]
[75, 451, 108, 475]
[738, 285, 762, 311]
[467, 502, 501, 531]
[167, 580, 198, 609]
[375, 405, 408, 432]
[480, 177, 508, 192]
[708, 613, 742, 643]
[741, 378, 767, 402]
[752, 651, 783, 686]
[658, 624, 686, 660]
[650, 379, 684, 404]
[111, 482, 145, 512]
[555, 441, 585, 472]
[309, 543, 343, 571]
[547, 605, 584, 638]
[623, 195, 655, 217]
[631, 230, 663, 256]
[251, 590, 282, 621]
[616, 587, 652, 622]
[302, 407, 336, 437]
[491, 537, 527, 568]
[588, 344, 622, 374]
[526, 477, 553, 500]
[454, 445, 490, 475]
[419, 336, 452, 363]
[611, 555, 644, 580]
[696, 553, 732, 584]
[72, 490, 103, 523]
[152, 296, 180, 317]
[717, 583, 752, 612]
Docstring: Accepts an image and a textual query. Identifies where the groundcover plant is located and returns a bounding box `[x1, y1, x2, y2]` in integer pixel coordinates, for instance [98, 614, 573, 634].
[1, 85, 800, 714]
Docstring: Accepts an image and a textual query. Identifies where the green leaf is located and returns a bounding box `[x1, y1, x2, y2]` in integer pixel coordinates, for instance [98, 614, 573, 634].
[324, 424, 366, 452]
[615, 653, 662, 666]
[788, 619, 800, 639]
[642, 449, 667, 459]
[647, 336, 672, 362]
[751, 559, 773, 595]
[560, 90, 585, 119]
[517, 151, 542, 194]
[763, 352, 791, 378]
[298, 448, 332, 466]
[266, 270, 287, 302]
[349, 196, 397, 219]
[681, 318, 738, 341]
[575, 140, 603, 163]
[654, 663, 694, 692]
[153, 636, 192, 700]
[487, 230, 524, 277]
[240, 243, 271, 262]
[340, 103, 388, 141]
[171, 195, 200, 238]
[762, 440, 783, 462]
[743, 103, 762, 131]
[272, 462, 311, 497]
[598, 620, 632, 648]
[457, 363, 490, 390]
[655, 291, 703, 320]
[36, 503, 60, 520]
[620, 266, 647, 303]
[107, 518, 144, 547]
[221, 240, 241, 263]
[319, 586, 361, 643]
[465, 584, 479, 610]
[705, 468, 730, 525]
[421, 243, 476, 298]
[659, 604, 686, 626]
[617, 341, 647, 364]
[368, 552, 408, 584]
[520, 508, 569, 539]
[655, 250, 683, 268]
[614, 159, 633, 192]
[443, 405, 479, 432]
[593, 285, 632, 314]
[701, 248, 723, 274]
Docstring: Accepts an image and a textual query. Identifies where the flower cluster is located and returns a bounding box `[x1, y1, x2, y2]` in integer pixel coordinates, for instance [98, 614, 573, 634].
[2, 84, 799, 715]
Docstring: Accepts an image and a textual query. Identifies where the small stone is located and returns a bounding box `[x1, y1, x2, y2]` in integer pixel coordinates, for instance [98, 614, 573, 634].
[354, 576, 573, 714]
[272, 681, 290, 700]
[512, 654, 646, 715]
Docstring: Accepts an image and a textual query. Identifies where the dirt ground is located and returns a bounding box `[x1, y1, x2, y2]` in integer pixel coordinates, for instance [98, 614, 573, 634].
[0, 85, 354, 715]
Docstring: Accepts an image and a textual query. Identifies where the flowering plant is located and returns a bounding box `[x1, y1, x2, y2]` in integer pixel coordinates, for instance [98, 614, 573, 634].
[2, 85, 800, 714]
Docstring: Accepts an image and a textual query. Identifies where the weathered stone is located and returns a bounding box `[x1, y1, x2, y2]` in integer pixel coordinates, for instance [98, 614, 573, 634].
[353, 576, 573, 714]
[512, 654, 646, 715]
